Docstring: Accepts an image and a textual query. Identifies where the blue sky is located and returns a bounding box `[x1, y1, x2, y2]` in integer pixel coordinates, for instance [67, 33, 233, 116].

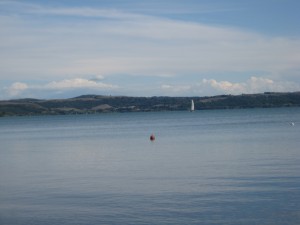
[1, 0, 300, 99]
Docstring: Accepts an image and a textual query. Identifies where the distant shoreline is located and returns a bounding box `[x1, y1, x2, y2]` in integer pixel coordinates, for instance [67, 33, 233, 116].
[1, 92, 300, 117]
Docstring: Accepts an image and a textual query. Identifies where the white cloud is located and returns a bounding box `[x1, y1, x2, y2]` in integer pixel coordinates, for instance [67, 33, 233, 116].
[0, 1, 299, 80]
[3, 78, 117, 99]
[201, 76, 300, 94]
[44, 78, 116, 90]
[158, 76, 300, 96]
[2, 76, 299, 99]
[0, 1, 300, 98]
[202, 79, 246, 94]
[0, 1, 148, 20]
[89, 75, 105, 81]
[6, 82, 28, 96]
[36, 7, 148, 21]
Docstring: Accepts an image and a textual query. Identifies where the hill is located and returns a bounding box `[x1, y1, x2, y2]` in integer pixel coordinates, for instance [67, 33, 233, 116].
[1, 92, 300, 116]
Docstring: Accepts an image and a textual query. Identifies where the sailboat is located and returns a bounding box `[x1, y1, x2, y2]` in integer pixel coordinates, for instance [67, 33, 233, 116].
[190, 99, 194, 112]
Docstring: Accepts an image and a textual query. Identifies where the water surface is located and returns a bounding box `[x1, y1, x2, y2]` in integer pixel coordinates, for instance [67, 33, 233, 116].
[0, 108, 300, 224]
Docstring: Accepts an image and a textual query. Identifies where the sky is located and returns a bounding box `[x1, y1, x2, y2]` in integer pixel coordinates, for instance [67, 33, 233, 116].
[1, 0, 300, 99]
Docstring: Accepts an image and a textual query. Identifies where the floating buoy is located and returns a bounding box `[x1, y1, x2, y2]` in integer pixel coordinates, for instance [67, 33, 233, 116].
[150, 134, 155, 141]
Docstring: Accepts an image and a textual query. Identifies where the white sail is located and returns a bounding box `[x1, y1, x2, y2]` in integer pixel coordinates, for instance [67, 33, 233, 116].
[191, 99, 194, 111]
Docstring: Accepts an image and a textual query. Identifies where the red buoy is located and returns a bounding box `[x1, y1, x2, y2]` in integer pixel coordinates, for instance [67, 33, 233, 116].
[150, 134, 155, 141]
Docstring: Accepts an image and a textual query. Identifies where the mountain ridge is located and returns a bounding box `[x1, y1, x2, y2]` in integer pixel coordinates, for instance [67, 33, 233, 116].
[1, 92, 300, 116]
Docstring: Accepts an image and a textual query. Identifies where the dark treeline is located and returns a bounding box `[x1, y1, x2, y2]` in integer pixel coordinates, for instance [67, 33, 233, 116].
[0, 92, 300, 116]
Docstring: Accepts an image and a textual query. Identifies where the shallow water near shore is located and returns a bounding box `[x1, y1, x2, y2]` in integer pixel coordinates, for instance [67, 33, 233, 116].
[1, 107, 300, 224]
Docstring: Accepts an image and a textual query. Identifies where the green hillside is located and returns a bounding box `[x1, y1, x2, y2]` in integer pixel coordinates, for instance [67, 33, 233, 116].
[1, 92, 300, 116]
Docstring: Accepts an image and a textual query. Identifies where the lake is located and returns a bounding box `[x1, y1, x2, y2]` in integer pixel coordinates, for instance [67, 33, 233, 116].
[0, 107, 300, 225]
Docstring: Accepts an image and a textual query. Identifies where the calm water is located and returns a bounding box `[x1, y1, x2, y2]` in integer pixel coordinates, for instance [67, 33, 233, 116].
[0, 108, 300, 225]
